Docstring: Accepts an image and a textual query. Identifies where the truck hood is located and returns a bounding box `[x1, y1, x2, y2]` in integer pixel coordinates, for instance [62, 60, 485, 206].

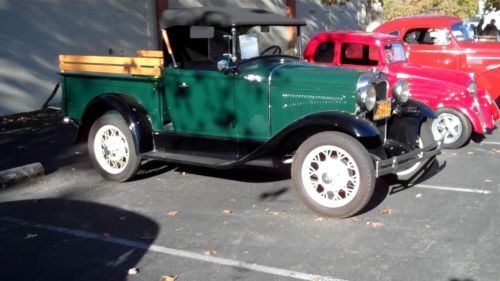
[389, 63, 471, 98]
[389, 63, 471, 104]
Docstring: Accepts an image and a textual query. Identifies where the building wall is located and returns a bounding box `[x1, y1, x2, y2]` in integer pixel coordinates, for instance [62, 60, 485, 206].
[0, 0, 370, 116]
[0, 0, 156, 116]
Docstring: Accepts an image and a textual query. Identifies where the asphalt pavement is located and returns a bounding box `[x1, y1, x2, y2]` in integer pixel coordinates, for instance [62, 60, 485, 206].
[0, 112, 499, 281]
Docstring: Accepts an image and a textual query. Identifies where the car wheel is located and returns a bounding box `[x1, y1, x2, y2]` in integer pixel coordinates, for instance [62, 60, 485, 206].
[431, 108, 472, 149]
[397, 118, 437, 181]
[291, 131, 375, 218]
[88, 113, 140, 182]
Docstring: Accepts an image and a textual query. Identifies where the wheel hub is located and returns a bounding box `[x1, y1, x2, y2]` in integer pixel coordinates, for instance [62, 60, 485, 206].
[301, 145, 360, 208]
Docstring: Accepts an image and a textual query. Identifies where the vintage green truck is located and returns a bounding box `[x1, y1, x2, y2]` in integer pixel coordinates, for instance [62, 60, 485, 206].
[59, 7, 441, 218]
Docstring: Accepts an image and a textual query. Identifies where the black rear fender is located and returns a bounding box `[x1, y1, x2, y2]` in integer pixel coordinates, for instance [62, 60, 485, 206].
[76, 94, 153, 154]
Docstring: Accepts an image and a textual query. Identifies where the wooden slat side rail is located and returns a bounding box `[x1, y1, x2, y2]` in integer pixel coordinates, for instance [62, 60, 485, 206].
[136, 50, 164, 58]
[59, 55, 163, 67]
[60, 63, 162, 77]
[59, 53, 163, 77]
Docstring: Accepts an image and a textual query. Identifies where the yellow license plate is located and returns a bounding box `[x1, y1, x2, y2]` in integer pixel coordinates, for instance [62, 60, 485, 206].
[373, 100, 392, 120]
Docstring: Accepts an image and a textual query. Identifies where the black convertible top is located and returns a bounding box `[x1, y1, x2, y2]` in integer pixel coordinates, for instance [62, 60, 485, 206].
[160, 7, 306, 28]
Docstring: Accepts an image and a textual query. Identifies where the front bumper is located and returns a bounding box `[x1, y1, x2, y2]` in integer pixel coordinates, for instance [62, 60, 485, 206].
[373, 140, 442, 177]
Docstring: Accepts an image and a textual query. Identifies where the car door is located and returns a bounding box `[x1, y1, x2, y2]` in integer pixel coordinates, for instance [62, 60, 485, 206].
[164, 68, 236, 139]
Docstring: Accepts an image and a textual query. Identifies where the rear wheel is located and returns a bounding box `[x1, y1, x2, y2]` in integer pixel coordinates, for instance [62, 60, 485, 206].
[88, 113, 140, 182]
[431, 108, 471, 149]
[291, 132, 375, 218]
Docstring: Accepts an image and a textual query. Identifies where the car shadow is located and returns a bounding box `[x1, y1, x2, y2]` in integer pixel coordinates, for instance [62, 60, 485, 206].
[0, 198, 158, 281]
[0, 109, 87, 175]
[356, 158, 445, 216]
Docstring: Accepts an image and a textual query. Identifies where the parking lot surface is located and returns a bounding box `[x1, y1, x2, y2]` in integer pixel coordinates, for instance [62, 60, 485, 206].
[0, 122, 499, 281]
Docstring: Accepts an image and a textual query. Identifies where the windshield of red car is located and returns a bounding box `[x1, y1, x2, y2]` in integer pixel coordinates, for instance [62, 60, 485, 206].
[451, 23, 474, 42]
[385, 43, 406, 64]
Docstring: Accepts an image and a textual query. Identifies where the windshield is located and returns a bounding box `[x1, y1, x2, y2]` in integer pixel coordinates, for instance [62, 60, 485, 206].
[385, 42, 406, 64]
[451, 23, 474, 42]
[237, 26, 300, 61]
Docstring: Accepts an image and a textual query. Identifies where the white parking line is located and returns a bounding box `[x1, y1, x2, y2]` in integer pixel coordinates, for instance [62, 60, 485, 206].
[481, 141, 500, 145]
[0, 216, 345, 281]
[416, 184, 492, 194]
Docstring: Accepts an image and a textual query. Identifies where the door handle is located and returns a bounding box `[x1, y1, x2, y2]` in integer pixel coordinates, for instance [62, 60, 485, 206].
[178, 82, 189, 88]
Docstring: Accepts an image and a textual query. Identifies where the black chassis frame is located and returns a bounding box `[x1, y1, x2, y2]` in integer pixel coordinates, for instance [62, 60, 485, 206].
[75, 93, 441, 178]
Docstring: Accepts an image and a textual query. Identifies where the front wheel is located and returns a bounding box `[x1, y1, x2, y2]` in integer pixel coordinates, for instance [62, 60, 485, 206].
[291, 132, 375, 218]
[88, 113, 141, 182]
[431, 108, 472, 149]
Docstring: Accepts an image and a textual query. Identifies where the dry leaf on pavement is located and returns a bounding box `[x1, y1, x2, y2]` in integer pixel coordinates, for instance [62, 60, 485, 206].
[203, 250, 217, 256]
[315, 217, 325, 222]
[223, 209, 232, 215]
[366, 221, 384, 228]
[167, 210, 180, 217]
[379, 208, 393, 215]
[415, 193, 422, 199]
[160, 276, 178, 281]
[25, 233, 38, 239]
[128, 268, 139, 275]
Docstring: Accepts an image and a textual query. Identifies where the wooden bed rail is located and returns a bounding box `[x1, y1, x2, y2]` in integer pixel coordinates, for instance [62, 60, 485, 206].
[59, 50, 164, 77]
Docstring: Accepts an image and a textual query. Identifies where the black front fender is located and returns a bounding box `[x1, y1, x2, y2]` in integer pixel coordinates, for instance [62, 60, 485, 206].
[80, 94, 153, 154]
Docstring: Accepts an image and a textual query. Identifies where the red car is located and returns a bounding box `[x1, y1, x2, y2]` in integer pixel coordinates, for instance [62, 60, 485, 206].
[304, 31, 499, 149]
[373, 15, 500, 103]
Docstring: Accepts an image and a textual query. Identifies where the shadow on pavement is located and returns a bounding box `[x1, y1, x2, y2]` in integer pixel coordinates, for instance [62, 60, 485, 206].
[0, 109, 87, 174]
[0, 199, 158, 281]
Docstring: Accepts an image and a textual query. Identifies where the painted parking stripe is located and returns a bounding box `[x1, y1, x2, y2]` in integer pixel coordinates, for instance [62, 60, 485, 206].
[0, 216, 344, 281]
[416, 184, 492, 194]
[481, 141, 500, 146]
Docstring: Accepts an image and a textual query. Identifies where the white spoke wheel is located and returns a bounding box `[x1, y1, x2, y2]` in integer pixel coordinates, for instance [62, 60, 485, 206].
[292, 132, 375, 218]
[431, 108, 471, 149]
[88, 114, 140, 182]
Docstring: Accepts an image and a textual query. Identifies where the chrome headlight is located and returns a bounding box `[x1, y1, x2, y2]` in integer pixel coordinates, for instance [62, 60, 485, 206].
[393, 80, 410, 103]
[357, 84, 377, 111]
[467, 81, 477, 95]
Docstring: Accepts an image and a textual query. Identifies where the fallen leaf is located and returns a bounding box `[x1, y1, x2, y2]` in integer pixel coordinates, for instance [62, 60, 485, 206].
[167, 210, 180, 217]
[366, 221, 384, 228]
[315, 217, 324, 222]
[128, 267, 139, 275]
[265, 208, 270, 212]
[25, 233, 38, 239]
[203, 250, 217, 256]
[160, 276, 178, 281]
[379, 208, 393, 215]
[223, 209, 232, 215]
[416, 193, 422, 199]
[467, 151, 474, 155]
[484, 179, 492, 183]
[271, 211, 282, 216]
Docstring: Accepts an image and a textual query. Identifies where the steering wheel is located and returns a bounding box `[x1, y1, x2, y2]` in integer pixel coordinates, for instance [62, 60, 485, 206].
[260, 45, 282, 56]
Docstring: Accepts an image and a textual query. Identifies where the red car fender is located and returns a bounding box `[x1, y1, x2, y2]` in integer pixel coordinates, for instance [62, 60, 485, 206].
[477, 66, 500, 101]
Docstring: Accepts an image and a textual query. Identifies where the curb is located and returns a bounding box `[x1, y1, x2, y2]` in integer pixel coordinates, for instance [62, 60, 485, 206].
[0, 163, 44, 188]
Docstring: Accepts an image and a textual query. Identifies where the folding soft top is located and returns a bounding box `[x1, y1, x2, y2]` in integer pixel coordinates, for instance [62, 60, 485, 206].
[160, 7, 306, 28]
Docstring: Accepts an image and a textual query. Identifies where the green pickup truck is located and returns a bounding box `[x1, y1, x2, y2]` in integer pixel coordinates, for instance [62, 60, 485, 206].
[59, 7, 441, 218]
